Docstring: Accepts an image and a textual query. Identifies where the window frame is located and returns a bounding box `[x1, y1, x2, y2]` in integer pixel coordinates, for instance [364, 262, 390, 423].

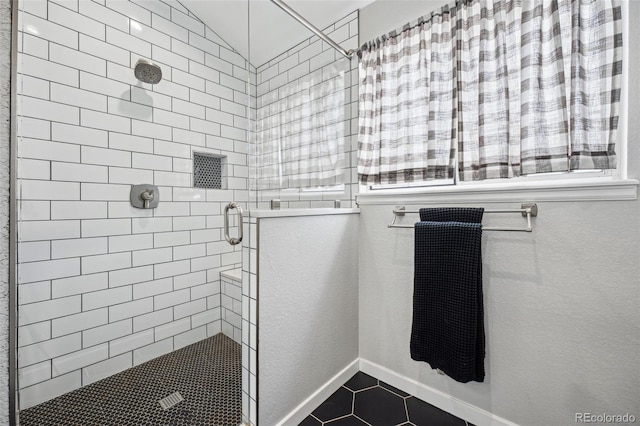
[358, 0, 633, 200]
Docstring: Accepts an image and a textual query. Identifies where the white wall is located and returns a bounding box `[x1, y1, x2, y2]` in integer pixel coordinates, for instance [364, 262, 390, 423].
[359, 200, 640, 426]
[357, 1, 640, 425]
[15, 0, 248, 409]
[258, 213, 359, 425]
[359, 0, 448, 43]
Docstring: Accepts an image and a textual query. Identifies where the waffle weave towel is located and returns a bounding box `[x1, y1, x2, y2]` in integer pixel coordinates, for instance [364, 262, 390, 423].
[410, 208, 485, 383]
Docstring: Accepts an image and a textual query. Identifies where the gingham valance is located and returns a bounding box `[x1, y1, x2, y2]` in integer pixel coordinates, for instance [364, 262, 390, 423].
[357, 0, 622, 184]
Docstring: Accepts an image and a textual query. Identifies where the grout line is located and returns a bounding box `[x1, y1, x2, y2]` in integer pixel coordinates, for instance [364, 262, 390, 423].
[352, 414, 373, 426]
[350, 384, 378, 393]
[18, 55, 246, 122]
[404, 397, 410, 425]
[25, 5, 240, 76]
[323, 413, 353, 424]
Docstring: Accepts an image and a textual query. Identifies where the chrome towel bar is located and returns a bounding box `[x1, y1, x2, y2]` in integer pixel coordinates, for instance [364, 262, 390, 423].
[388, 203, 538, 232]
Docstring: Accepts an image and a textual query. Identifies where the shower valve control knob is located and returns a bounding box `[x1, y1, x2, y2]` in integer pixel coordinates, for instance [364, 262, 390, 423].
[130, 184, 160, 210]
[141, 189, 154, 209]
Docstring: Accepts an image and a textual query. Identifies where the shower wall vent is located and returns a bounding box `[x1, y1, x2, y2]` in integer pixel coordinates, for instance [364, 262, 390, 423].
[193, 152, 226, 189]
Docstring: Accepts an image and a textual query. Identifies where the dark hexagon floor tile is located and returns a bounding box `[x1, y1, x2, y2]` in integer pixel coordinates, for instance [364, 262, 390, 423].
[379, 380, 410, 397]
[406, 397, 466, 426]
[311, 386, 354, 422]
[326, 415, 370, 425]
[344, 371, 378, 391]
[299, 415, 323, 425]
[354, 386, 408, 426]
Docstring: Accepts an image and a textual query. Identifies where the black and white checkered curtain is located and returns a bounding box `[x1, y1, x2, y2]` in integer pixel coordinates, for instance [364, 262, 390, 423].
[357, 0, 622, 184]
[358, 8, 457, 185]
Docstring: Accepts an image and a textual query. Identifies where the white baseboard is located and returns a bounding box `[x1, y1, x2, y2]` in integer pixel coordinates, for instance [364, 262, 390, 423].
[359, 359, 521, 426]
[275, 359, 360, 426]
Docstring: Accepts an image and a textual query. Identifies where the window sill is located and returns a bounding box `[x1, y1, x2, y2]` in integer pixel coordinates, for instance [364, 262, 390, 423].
[355, 178, 639, 205]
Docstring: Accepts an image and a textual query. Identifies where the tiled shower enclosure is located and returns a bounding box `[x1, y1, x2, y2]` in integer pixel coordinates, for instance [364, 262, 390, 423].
[15, 0, 248, 410]
[14, 0, 358, 423]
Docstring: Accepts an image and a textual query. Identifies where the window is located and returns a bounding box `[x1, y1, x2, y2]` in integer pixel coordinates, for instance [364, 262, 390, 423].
[357, 0, 623, 189]
[254, 62, 350, 191]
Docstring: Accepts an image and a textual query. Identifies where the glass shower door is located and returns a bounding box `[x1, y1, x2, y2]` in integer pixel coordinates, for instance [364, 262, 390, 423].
[13, 0, 251, 424]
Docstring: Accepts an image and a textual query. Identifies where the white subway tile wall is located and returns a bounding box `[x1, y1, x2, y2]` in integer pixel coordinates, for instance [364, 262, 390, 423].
[16, 0, 247, 410]
[241, 215, 258, 426]
[220, 270, 242, 344]
[250, 11, 359, 209]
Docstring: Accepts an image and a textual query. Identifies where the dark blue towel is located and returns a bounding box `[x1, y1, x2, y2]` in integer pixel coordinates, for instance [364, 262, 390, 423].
[419, 207, 485, 223]
[410, 208, 485, 383]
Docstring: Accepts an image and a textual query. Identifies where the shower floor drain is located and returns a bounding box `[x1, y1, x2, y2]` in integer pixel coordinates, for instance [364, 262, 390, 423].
[158, 392, 184, 410]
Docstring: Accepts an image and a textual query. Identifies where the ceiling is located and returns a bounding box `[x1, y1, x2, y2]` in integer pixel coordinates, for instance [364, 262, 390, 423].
[180, 0, 375, 67]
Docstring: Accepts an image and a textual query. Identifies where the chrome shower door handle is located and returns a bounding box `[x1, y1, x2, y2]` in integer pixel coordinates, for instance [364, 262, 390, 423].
[224, 202, 243, 246]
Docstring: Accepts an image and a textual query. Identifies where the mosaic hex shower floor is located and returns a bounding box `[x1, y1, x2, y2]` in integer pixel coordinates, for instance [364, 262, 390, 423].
[19, 333, 241, 426]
